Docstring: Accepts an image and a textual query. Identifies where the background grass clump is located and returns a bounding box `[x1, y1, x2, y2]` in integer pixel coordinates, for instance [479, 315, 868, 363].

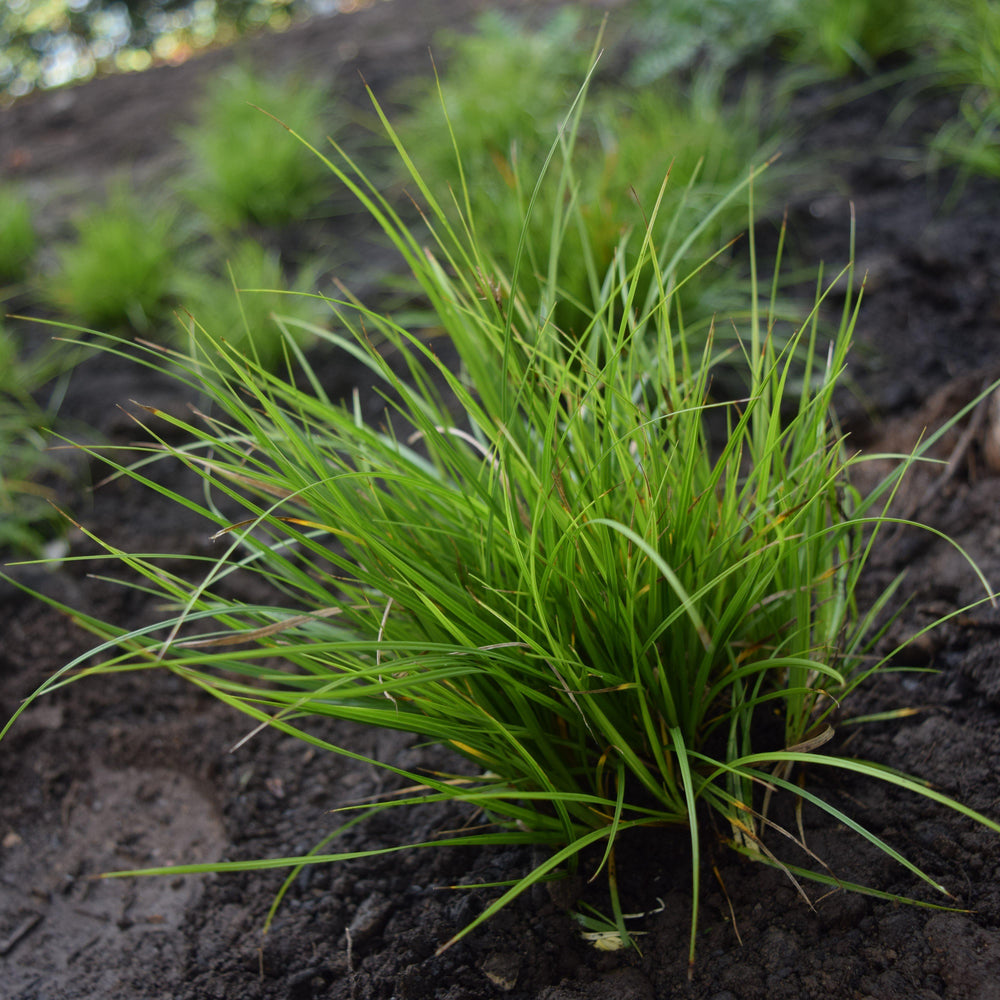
[178, 63, 335, 230]
[400, 12, 780, 341]
[174, 237, 326, 369]
[923, 0, 1000, 182]
[401, 9, 589, 181]
[0, 323, 77, 555]
[29, 60, 336, 358]
[777, 0, 924, 76]
[45, 182, 181, 331]
[0, 185, 37, 283]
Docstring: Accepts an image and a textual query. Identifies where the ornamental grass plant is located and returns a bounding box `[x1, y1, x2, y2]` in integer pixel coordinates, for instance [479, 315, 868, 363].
[923, 0, 1000, 183]
[173, 236, 325, 369]
[0, 322, 78, 554]
[622, 0, 784, 85]
[621, 0, 924, 84]
[0, 184, 36, 283]
[45, 181, 180, 331]
[178, 62, 334, 230]
[778, 0, 923, 76]
[6, 80, 1000, 965]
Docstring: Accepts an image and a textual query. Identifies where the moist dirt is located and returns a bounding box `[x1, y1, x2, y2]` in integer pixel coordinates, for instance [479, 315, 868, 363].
[4, 2, 1000, 998]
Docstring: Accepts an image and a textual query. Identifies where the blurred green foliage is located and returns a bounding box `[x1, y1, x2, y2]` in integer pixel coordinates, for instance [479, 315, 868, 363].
[46, 182, 181, 330]
[175, 237, 325, 368]
[402, 11, 778, 338]
[0, 186, 37, 282]
[178, 63, 333, 229]
[628, 0, 925, 82]
[926, 0, 1000, 183]
[0, 322, 77, 555]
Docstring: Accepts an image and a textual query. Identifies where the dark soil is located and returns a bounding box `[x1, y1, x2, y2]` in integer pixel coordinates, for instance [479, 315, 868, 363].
[4, 2, 1000, 998]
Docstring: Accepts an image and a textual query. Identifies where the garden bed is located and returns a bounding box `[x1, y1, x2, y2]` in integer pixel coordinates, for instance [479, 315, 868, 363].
[4, 2, 1000, 999]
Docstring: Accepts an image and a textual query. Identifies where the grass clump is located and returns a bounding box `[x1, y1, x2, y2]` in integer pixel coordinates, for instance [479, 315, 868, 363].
[402, 14, 778, 341]
[179, 63, 334, 230]
[923, 0, 1000, 182]
[6, 83, 999, 964]
[402, 9, 589, 182]
[778, 0, 923, 76]
[174, 237, 325, 370]
[623, 0, 786, 84]
[0, 185, 36, 283]
[623, 0, 924, 83]
[45, 182, 180, 331]
[0, 323, 77, 554]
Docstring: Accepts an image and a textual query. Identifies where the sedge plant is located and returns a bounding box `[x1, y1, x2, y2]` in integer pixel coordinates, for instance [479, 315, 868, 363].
[400, 8, 589, 193]
[173, 236, 325, 370]
[922, 0, 1000, 185]
[178, 62, 334, 230]
[0, 184, 36, 283]
[5, 81, 1000, 967]
[0, 321, 79, 554]
[778, 0, 924, 77]
[610, 0, 924, 86]
[622, 0, 785, 86]
[45, 181, 181, 332]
